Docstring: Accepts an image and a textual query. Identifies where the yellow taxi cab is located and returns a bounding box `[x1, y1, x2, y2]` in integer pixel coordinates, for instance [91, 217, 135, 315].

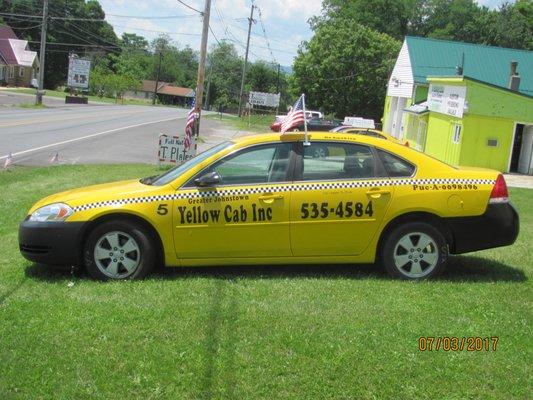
[19, 132, 519, 281]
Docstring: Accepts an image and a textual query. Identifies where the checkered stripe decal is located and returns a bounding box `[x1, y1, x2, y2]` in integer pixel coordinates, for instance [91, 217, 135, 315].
[71, 178, 495, 213]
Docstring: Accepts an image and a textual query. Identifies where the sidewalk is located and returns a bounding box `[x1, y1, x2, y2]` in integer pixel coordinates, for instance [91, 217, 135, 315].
[504, 173, 533, 189]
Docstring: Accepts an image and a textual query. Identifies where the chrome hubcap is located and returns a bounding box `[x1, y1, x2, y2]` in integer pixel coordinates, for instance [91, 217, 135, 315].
[94, 231, 140, 279]
[393, 232, 438, 278]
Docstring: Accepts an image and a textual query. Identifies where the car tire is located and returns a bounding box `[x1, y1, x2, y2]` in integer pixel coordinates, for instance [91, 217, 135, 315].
[83, 220, 156, 281]
[379, 222, 448, 280]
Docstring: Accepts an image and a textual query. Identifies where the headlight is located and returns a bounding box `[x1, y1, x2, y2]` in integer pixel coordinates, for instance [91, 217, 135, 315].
[29, 203, 74, 222]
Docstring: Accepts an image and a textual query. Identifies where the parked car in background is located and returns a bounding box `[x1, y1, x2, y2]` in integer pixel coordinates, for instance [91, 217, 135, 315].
[273, 118, 342, 133]
[331, 126, 409, 146]
[270, 111, 324, 132]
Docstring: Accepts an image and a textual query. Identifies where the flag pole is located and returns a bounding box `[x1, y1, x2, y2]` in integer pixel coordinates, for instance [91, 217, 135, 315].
[301, 93, 310, 146]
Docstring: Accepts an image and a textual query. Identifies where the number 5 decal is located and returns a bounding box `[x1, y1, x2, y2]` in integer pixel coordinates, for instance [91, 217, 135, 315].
[157, 203, 169, 215]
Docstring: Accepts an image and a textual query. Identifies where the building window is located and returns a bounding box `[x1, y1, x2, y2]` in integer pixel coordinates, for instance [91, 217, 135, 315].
[487, 139, 499, 147]
[19, 67, 24, 77]
[0, 66, 5, 80]
[8, 66, 15, 79]
[452, 124, 462, 144]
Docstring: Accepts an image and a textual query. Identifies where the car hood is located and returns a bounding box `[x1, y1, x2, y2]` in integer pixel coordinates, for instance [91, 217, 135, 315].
[28, 179, 157, 214]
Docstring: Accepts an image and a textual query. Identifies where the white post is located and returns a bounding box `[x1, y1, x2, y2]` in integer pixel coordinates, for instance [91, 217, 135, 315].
[301, 93, 310, 146]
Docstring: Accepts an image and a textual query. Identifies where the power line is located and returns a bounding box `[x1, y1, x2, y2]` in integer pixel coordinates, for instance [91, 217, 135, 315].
[0, 11, 198, 21]
[176, 0, 203, 14]
[0, 12, 41, 19]
[111, 24, 201, 36]
[255, 6, 277, 64]
[208, 25, 221, 45]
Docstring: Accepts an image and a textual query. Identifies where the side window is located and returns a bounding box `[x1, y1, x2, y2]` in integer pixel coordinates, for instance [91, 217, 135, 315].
[301, 142, 375, 181]
[377, 150, 415, 177]
[192, 143, 292, 185]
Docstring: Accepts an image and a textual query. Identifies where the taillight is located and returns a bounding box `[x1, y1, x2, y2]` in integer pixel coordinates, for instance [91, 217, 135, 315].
[489, 174, 509, 204]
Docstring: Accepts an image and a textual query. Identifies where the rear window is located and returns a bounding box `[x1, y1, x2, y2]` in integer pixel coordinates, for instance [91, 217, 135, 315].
[377, 150, 415, 177]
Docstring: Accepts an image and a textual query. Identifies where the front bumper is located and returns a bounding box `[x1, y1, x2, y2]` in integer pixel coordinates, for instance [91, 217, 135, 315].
[446, 203, 519, 254]
[19, 220, 86, 266]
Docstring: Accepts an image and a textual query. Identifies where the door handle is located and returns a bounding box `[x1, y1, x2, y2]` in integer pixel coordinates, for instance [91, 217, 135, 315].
[366, 188, 391, 199]
[259, 193, 284, 203]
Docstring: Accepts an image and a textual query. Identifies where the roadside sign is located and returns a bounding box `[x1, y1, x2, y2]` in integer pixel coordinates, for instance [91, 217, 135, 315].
[249, 91, 280, 108]
[158, 134, 196, 164]
[428, 84, 467, 118]
[67, 56, 91, 89]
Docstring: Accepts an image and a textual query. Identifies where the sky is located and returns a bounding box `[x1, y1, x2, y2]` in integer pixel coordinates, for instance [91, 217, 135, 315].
[98, 0, 510, 67]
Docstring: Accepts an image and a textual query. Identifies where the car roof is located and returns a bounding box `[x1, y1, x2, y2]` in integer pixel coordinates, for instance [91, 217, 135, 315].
[230, 132, 453, 171]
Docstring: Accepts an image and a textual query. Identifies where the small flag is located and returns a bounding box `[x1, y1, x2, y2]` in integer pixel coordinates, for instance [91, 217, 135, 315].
[50, 152, 59, 164]
[281, 94, 305, 133]
[3, 152, 13, 169]
[184, 97, 196, 151]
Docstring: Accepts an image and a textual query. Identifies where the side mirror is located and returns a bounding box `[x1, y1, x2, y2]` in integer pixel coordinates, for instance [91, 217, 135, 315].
[194, 171, 221, 187]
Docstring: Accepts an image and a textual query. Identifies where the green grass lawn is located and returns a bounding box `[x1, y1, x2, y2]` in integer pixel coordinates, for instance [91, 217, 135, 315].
[3, 88, 156, 106]
[0, 165, 531, 399]
[206, 113, 274, 133]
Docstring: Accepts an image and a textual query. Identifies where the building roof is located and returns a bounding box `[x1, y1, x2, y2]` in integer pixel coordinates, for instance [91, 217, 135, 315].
[158, 85, 194, 97]
[141, 79, 168, 92]
[139, 80, 194, 97]
[405, 36, 533, 96]
[0, 25, 18, 64]
[0, 24, 38, 67]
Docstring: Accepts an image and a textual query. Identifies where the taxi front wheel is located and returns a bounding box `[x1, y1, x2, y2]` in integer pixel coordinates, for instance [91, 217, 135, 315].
[380, 222, 448, 280]
[83, 220, 156, 281]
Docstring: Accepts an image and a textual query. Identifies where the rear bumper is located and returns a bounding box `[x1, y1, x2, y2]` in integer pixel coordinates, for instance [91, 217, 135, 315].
[446, 203, 519, 254]
[19, 220, 86, 266]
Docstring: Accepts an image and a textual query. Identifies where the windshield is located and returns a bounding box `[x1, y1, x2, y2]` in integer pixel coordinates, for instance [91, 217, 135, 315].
[147, 141, 232, 186]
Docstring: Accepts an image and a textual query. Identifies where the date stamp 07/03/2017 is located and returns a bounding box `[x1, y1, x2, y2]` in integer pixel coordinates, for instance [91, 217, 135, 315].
[418, 337, 499, 352]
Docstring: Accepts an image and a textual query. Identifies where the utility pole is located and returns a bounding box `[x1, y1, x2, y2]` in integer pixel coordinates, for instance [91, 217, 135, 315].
[205, 60, 213, 111]
[237, 4, 255, 117]
[36, 0, 48, 105]
[276, 63, 280, 93]
[193, 0, 211, 138]
[153, 51, 163, 105]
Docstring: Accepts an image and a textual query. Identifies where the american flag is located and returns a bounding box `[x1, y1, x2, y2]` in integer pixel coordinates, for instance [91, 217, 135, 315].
[281, 94, 305, 133]
[184, 97, 196, 151]
[3, 152, 13, 169]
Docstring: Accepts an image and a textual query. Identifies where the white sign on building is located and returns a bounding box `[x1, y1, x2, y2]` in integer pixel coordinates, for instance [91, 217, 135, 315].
[428, 84, 467, 118]
[248, 91, 280, 108]
[67, 56, 91, 89]
[158, 134, 197, 164]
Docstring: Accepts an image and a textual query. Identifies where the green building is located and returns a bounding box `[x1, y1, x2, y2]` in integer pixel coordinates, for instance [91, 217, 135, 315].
[382, 36, 533, 174]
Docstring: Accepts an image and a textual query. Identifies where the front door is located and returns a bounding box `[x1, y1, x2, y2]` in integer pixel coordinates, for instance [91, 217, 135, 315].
[289, 141, 395, 256]
[173, 142, 294, 259]
[517, 125, 533, 175]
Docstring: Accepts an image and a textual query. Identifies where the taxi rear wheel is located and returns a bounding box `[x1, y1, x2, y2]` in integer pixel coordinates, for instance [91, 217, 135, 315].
[83, 220, 156, 281]
[380, 222, 448, 280]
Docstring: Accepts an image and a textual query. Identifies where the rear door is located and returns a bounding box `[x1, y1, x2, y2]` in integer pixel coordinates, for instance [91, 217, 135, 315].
[289, 141, 395, 256]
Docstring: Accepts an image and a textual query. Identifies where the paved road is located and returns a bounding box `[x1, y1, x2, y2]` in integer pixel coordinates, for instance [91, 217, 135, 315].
[0, 98, 231, 166]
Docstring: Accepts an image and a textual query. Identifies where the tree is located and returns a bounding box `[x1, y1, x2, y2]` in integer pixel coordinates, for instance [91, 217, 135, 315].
[206, 41, 243, 111]
[313, 0, 532, 50]
[292, 20, 400, 120]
